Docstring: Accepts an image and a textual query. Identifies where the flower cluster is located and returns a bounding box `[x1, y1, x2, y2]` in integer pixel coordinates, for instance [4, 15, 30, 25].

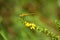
[24, 21, 60, 40]
[24, 21, 36, 30]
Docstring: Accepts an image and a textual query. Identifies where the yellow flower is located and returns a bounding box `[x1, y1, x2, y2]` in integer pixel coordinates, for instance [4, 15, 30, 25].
[31, 23, 36, 27]
[30, 23, 36, 30]
[24, 21, 31, 27]
[30, 26, 35, 30]
[24, 21, 36, 30]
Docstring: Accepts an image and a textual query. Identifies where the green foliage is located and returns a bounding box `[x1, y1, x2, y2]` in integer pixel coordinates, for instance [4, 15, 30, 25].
[0, 0, 60, 40]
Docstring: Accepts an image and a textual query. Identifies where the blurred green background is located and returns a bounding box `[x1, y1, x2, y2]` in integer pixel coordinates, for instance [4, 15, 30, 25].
[0, 0, 60, 40]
